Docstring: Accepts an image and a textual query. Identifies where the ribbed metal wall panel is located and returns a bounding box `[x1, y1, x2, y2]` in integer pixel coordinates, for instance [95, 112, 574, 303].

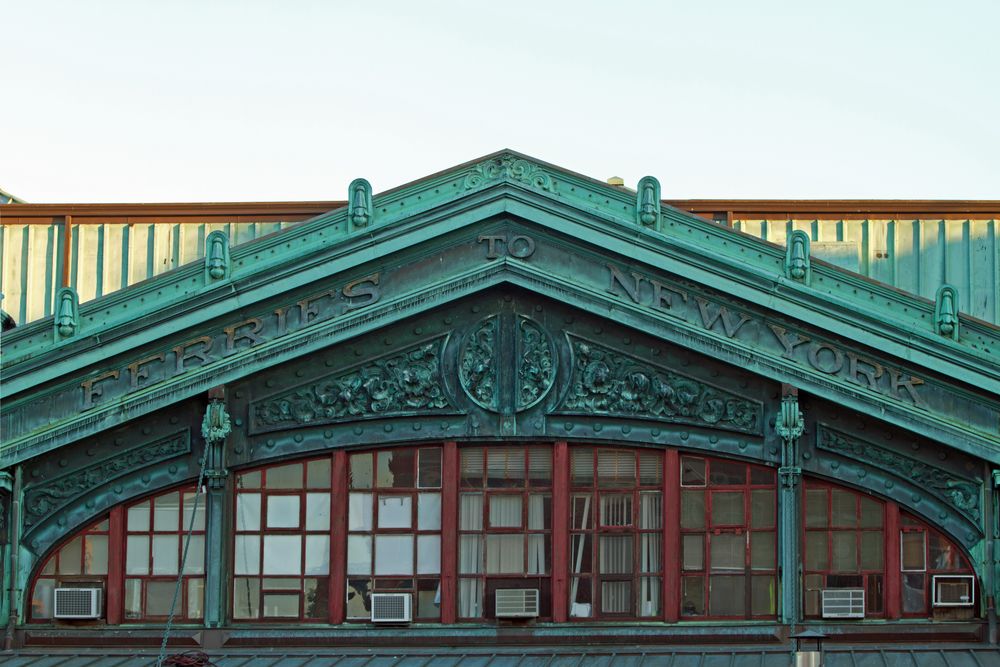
[0, 221, 64, 327]
[732, 217, 999, 324]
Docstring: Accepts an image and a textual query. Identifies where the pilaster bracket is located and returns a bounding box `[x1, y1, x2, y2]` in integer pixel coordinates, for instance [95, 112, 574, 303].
[201, 391, 232, 489]
[775, 392, 805, 489]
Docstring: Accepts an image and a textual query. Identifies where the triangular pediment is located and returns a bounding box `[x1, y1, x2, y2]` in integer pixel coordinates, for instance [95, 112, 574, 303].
[2, 150, 998, 466]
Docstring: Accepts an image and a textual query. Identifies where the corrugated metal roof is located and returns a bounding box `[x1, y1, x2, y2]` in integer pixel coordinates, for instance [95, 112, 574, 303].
[1, 646, 998, 667]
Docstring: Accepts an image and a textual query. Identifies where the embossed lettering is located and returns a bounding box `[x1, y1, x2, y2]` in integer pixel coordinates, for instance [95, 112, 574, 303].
[81, 370, 121, 409]
[607, 264, 644, 304]
[223, 318, 264, 354]
[807, 343, 845, 374]
[650, 279, 687, 312]
[343, 273, 381, 310]
[696, 298, 751, 338]
[847, 352, 884, 392]
[478, 235, 506, 259]
[768, 324, 811, 359]
[508, 235, 535, 258]
[128, 353, 166, 390]
[889, 368, 926, 407]
[173, 336, 213, 373]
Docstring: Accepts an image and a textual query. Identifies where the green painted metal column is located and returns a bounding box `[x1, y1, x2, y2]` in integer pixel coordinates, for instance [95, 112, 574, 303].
[776, 390, 804, 626]
[201, 392, 231, 628]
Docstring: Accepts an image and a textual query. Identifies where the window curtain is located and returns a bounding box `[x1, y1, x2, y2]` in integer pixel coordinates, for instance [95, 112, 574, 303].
[527, 494, 546, 574]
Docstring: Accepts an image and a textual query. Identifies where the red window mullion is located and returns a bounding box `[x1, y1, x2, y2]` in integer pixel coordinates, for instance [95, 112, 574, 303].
[329, 450, 347, 624]
[106, 505, 125, 624]
[440, 441, 459, 623]
[551, 441, 569, 622]
[885, 501, 901, 619]
[663, 449, 680, 622]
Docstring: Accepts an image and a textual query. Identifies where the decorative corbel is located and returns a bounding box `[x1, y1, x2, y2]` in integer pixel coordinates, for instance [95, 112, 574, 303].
[636, 176, 661, 227]
[201, 388, 232, 489]
[205, 230, 231, 283]
[54, 287, 79, 341]
[348, 178, 373, 230]
[934, 284, 960, 340]
[775, 389, 805, 489]
[785, 230, 811, 283]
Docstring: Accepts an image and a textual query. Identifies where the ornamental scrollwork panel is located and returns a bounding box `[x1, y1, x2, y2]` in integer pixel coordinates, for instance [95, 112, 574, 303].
[459, 316, 499, 411]
[23, 431, 190, 529]
[557, 336, 762, 434]
[517, 316, 555, 411]
[462, 155, 555, 192]
[252, 338, 453, 431]
[817, 426, 981, 523]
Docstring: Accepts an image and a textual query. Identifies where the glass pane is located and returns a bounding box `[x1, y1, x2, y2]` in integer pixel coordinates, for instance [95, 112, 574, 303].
[601, 580, 631, 613]
[347, 535, 373, 575]
[639, 534, 661, 573]
[750, 532, 775, 570]
[348, 493, 373, 531]
[236, 493, 261, 531]
[266, 463, 303, 489]
[378, 450, 415, 488]
[183, 535, 205, 575]
[461, 448, 484, 487]
[233, 578, 261, 619]
[187, 578, 205, 619]
[599, 535, 632, 574]
[600, 494, 632, 527]
[267, 495, 301, 529]
[417, 535, 441, 574]
[903, 573, 925, 613]
[238, 470, 262, 489]
[182, 492, 206, 531]
[305, 535, 330, 575]
[711, 491, 743, 525]
[709, 460, 745, 486]
[263, 535, 302, 575]
[346, 578, 372, 618]
[710, 534, 744, 570]
[861, 532, 884, 570]
[805, 532, 828, 571]
[831, 532, 858, 572]
[528, 447, 553, 486]
[262, 578, 300, 589]
[31, 579, 55, 619]
[639, 492, 662, 529]
[459, 578, 483, 618]
[902, 532, 926, 571]
[263, 594, 299, 617]
[415, 493, 440, 530]
[418, 449, 442, 488]
[571, 448, 593, 487]
[234, 535, 260, 575]
[528, 494, 550, 530]
[307, 458, 331, 489]
[126, 535, 150, 575]
[682, 576, 704, 616]
[527, 535, 548, 574]
[751, 575, 776, 615]
[41, 557, 55, 576]
[417, 578, 441, 619]
[831, 489, 857, 527]
[59, 537, 83, 575]
[486, 534, 524, 574]
[490, 495, 522, 528]
[683, 534, 704, 571]
[378, 495, 413, 529]
[859, 497, 883, 528]
[597, 450, 635, 487]
[459, 535, 483, 574]
[638, 452, 662, 486]
[867, 574, 884, 614]
[487, 447, 526, 487]
[350, 453, 373, 489]
[459, 493, 483, 530]
[124, 578, 141, 619]
[146, 580, 176, 616]
[681, 491, 705, 529]
[128, 501, 150, 532]
[929, 533, 958, 570]
[750, 467, 775, 485]
[152, 535, 180, 575]
[569, 577, 592, 617]
[571, 495, 592, 529]
[304, 577, 329, 619]
[709, 575, 745, 616]
[681, 457, 706, 486]
[84, 535, 109, 575]
[638, 576, 660, 616]
[804, 574, 823, 617]
[750, 489, 775, 529]
[570, 534, 592, 575]
[154, 492, 181, 532]
[804, 488, 828, 527]
[306, 493, 331, 531]
[375, 535, 414, 575]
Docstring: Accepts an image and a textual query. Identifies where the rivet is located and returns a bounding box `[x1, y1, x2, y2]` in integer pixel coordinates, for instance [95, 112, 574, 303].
[169, 416, 179, 424]
[967, 533, 977, 543]
[534, 421, 543, 429]
[86, 499, 95, 509]
[142, 427, 152, 435]
[884, 480, 893, 489]
[709, 435, 719, 444]
[831, 461, 840, 470]
[939, 512, 948, 520]
[265, 439, 275, 449]
[652, 348, 660, 356]
[235, 391, 243, 399]
[441, 422, 450, 430]
[445, 317, 453, 325]
[294, 434, 303, 443]
[740, 381, 748, 388]
[680, 432, 688, 441]
[354, 349, 362, 356]
[911, 443, 920, 451]
[857, 469, 867, 478]
[681, 360, 690, 367]
[651, 429, 660, 437]
[114, 485, 123, 494]
[534, 305, 542, 312]
[59, 459, 68, 467]
[233, 446, 243, 455]
[58, 517, 66, 527]
[31, 540, 39, 549]
[593, 424, 603, 432]
[938, 452, 947, 461]
[565, 422, 573, 431]
[912, 494, 921, 503]
[414, 327, 423, 335]
[169, 465, 178, 474]
[384, 424, 393, 433]
[354, 426, 363, 435]
[31, 469, 41, 478]
[142, 474, 151, 483]
[383, 337, 392, 346]
[623, 337, 631, 345]
[326, 359, 335, 367]
[802, 452, 810, 460]
[265, 379, 275, 388]
[768, 447, 778, 456]
[324, 430, 333, 438]
[234, 418, 243, 427]
[86, 448, 96, 457]
[738, 441, 747, 450]
[622, 425, 631, 434]
[594, 327, 602, 334]
[295, 370, 304, 377]
[413, 424, 422, 431]
[472, 306, 481, 313]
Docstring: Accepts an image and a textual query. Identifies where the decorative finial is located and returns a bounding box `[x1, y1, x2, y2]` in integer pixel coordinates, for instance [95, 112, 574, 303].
[636, 176, 661, 227]
[205, 231, 231, 282]
[348, 178, 373, 229]
[54, 287, 79, 340]
[785, 230, 811, 283]
[934, 284, 960, 340]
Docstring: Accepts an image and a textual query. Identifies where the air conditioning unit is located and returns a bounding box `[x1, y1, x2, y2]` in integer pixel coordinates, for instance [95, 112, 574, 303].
[370, 593, 411, 623]
[53, 588, 102, 619]
[821, 588, 864, 619]
[933, 575, 975, 607]
[495, 588, 540, 618]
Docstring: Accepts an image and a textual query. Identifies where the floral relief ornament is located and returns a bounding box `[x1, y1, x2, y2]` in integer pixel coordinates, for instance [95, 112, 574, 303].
[463, 155, 555, 192]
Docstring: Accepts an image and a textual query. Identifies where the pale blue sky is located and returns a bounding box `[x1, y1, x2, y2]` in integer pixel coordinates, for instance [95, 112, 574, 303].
[2, 0, 998, 202]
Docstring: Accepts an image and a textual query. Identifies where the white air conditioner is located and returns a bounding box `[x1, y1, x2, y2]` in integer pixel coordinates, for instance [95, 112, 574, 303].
[371, 593, 411, 623]
[933, 575, 975, 607]
[821, 588, 864, 619]
[495, 588, 540, 618]
[53, 587, 102, 619]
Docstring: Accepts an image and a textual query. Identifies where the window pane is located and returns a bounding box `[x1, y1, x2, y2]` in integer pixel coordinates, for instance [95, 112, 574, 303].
[233, 578, 261, 619]
[418, 448, 442, 488]
[31, 579, 55, 619]
[572, 495, 592, 530]
[929, 533, 957, 570]
[234, 535, 260, 575]
[599, 535, 632, 574]
[375, 535, 414, 575]
[804, 574, 823, 616]
[267, 495, 301, 529]
[459, 578, 483, 618]
[639, 534, 661, 573]
[378, 495, 413, 529]
[681, 491, 705, 529]
[751, 575, 776, 616]
[487, 447, 526, 487]
[346, 578, 372, 618]
[709, 575, 745, 616]
[638, 576, 660, 616]
[681, 457, 706, 486]
[859, 497, 883, 528]
[750, 467, 775, 485]
[417, 578, 441, 619]
[903, 573, 925, 613]
[709, 460, 745, 486]
[601, 580, 631, 613]
[266, 463, 303, 489]
[305, 535, 330, 575]
[459, 535, 483, 574]
[459, 493, 483, 531]
[152, 535, 180, 575]
[236, 493, 261, 531]
[682, 576, 704, 616]
[490, 495, 523, 528]
[306, 493, 331, 531]
[461, 449, 484, 488]
[804, 488, 828, 527]
[639, 492, 662, 529]
[600, 494, 632, 527]
[183, 535, 205, 575]
[639, 452, 662, 486]
[570, 534, 592, 575]
[124, 578, 142, 619]
[528, 494, 550, 530]
[804, 532, 828, 571]
[710, 534, 744, 570]
[711, 491, 743, 525]
[154, 492, 180, 532]
[750, 532, 775, 570]
[527, 535, 548, 574]
[486, 534, 524, 574]
[347, 535, 372, 575]
[304, 577, 328, 619]
[572, 448, 594, 487]
[831, 490, 857, 527]
[84, 535, 109, 575]
[831, 532, 858, 572]
[307, 458, 331, 489]
[902, 532, 926, 571]
[238, 470, 262, 489]
[263, 594, 299, 617]
[146, 580, 176, 617]
[378, 450, 415, 488]
[126, 535, 150, 575]
[750, 490, 775, 529]
[350, 453, 373, 489]
[181, 492, 206, 532]
[417, 535, 441, 574]
[128, 501, 151, 532]
[861, 532, 884, 570]
[59, 537, 83, 575]
[348, 493, 373, 531]
[263, 535, 301, 575]
[597, 450, 635, 487]
[528, 447, 553, 485]
[570, 577, 592, 617]
[187, 578, 205, 619]
[683, 535, 704, 571]
[418, 493, 442, 530]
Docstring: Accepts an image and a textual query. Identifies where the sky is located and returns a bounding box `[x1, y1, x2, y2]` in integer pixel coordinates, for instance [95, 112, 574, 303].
[1, 0, 998, 203]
